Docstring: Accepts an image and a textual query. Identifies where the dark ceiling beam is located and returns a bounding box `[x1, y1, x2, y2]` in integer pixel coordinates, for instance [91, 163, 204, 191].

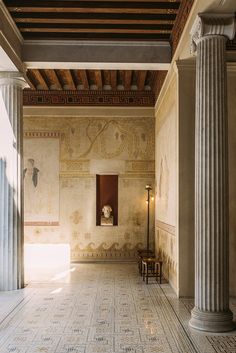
[26, 70, 36, 89]
[102, 70, 111, 86]
[14, 17, 175, 25]
[124, 71, 132, 90]
[110, 71, 117, 90]
[145, 71, 156, 87]
[137, 70, 147, 90]
[94, 70, 103, 89]
[71, 69, 89, 89]
[69, 69, 77, 90]
[19, 27, 171, 34]
[7, 7, 179, 15]
[13, 0, 179, 3]
[28, 69, 49, 90]
[80, 70, 89, 89]
[41, 69, 62, 90]
[117, 70, 124, 87]
[56, 69, 76, 89]
[23, 41, 171, 69]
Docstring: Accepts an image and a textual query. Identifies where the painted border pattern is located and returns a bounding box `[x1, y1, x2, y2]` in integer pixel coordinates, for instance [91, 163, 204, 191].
[23, 90, 155, 107]
[24, 221, 59, 226]
[24, 131, 61, 138]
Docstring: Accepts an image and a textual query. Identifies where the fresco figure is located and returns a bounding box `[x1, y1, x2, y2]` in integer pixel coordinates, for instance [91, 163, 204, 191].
[23, 158, 40, 187]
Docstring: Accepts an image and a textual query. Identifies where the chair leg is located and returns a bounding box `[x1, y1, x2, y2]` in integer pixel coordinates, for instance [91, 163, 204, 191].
[156, 263, 159, 282]
[159, 263, 162, 284]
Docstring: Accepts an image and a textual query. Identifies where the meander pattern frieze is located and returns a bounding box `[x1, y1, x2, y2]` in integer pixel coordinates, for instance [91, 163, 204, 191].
[23, 90, 155, 107]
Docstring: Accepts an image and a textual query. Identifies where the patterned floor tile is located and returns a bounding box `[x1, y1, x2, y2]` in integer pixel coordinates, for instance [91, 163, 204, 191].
[56, 344, 85, 353]
[1, 263, 236, 353]
[1, 345, 28, 353]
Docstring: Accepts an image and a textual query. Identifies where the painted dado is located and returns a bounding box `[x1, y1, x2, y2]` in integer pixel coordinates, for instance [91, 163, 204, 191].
[23, 114, 155, 261]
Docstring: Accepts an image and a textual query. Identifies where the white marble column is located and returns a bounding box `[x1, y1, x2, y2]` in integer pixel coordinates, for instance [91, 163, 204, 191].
[0, 72, 28, 291]
[189, 14, 236, 332]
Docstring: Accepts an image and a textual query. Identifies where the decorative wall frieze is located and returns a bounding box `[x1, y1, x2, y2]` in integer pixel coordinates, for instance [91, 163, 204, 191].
[60, 160, 90, 173]
[71, 242, 144, 261]
[156, 220, 175, 236]
[191, 13, 236, 54]
[60, 173, 93, 179]
[24, 221, 59, 226]
[120, 173, 155, 179]
[24, 131, 61, 138]
[125, 160, 155, 173]
[23, 90, 155, 107]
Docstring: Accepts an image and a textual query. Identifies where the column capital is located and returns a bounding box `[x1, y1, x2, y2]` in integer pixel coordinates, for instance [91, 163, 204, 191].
[190, 13, 236, 54]
[0, 71, 29, 89]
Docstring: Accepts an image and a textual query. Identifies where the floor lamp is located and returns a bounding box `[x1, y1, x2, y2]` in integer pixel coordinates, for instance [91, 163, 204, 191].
[145, 184, 152, 252]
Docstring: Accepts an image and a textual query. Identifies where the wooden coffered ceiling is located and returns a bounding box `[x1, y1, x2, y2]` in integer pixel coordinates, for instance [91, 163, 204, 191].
[24, 69, 167, 107]
[4, 0, 182, 41]
[2, 0, 195, 106]
[27, 69, 156, 91]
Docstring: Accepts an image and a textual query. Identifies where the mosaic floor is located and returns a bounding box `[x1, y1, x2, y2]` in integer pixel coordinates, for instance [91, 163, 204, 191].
[0, 263, 236, 353]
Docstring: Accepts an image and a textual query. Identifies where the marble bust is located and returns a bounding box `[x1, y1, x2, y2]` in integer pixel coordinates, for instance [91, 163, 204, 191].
[101, 204, 113, 226]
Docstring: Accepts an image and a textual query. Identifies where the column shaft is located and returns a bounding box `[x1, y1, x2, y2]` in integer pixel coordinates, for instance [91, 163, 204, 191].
[0, 74, 27, 290]
[190, 35, 234, 332]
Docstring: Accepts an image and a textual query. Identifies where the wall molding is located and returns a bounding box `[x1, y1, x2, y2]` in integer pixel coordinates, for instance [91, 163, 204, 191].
[24, 221, 59, 226]
[156, 220, 176, 236]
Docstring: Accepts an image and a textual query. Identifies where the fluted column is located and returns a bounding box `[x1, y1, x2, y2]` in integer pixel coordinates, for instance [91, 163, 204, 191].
[189, 14, 236, 332]
[0, 72, 28, 291]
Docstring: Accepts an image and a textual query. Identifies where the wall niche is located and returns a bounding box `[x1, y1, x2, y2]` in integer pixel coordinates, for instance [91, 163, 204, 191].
[96, 175, 118, 226]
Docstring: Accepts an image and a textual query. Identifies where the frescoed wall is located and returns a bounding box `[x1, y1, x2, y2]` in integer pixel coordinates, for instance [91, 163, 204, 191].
[155, 73, 178, 292]
[23, 113, 155, 261]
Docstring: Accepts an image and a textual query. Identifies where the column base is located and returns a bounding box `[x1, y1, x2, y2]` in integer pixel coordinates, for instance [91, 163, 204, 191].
[189, 307, 235, 333]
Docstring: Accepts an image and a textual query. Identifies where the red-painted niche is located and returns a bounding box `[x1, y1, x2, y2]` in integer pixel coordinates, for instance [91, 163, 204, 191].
[96, 174, 118, 226]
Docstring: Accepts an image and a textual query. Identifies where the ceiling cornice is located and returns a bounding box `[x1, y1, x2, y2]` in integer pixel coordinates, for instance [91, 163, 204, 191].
[22, 40, 171, 69]
[0, 0, 23, 43]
